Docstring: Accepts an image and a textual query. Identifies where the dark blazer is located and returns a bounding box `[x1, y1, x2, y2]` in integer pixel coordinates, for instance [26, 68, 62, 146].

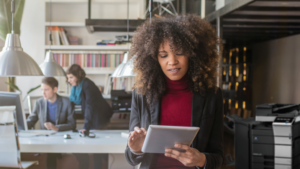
[125, 87, 224, 169]
[27, 94, 76, 131]
[81, 78, 113, 130]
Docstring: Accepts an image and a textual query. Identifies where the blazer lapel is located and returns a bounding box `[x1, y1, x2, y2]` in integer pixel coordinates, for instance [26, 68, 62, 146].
[191, 92, 206, 149]
[43, 99, 48, 124]
[191, 92, 206, 127]
[56, 95, 62, 125]
[150, 99, 161, 125]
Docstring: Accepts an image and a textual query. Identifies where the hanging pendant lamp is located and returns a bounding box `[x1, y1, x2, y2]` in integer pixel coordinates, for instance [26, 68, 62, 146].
[0, 33, 43, 76]
[39, 50, 66, 76]
[111, 52, 136, 77]
[0, 0, 43, 76]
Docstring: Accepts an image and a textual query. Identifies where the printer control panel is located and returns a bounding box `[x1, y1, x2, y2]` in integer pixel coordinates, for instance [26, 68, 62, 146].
[274, 117, 294, 123]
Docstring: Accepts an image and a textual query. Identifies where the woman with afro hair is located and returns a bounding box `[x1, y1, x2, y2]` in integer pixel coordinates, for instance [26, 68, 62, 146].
[125, 14, 223, 169]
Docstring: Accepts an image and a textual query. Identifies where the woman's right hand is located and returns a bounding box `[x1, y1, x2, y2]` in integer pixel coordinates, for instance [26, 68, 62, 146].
[128, 126, 147, 153]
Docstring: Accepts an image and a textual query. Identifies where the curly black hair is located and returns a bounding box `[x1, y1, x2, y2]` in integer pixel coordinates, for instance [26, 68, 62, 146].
[131, 14, 221, 104]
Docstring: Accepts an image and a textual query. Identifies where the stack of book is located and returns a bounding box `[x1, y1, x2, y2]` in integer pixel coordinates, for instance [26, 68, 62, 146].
[96, 35, 133, 46]
[97, 40, 116, 46]
[46, 26, 69, 45]
[68, 36, 79, 45]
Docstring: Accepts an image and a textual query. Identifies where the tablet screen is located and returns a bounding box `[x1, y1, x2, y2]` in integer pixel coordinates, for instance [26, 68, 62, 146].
[141, 125, 200, 153]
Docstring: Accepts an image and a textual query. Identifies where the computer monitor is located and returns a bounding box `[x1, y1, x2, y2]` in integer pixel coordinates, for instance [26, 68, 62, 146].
[0, 91, 28, 130]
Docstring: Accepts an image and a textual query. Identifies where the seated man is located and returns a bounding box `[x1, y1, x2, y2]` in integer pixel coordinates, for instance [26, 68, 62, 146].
[26, 77, 76, 169]
[27, 77, 75, 131]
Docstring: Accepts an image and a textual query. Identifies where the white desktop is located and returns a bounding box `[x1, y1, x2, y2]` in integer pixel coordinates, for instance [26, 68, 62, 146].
[18, 130, 135, 169]
[0, 92, 136, 169]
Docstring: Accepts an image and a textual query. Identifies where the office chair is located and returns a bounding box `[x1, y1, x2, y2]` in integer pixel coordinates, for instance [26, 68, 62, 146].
[0, 106, 38, 169]
[145, 0, 178, 17]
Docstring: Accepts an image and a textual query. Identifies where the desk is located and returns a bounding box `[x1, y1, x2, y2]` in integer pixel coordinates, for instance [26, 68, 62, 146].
[19, 130, 137, 169]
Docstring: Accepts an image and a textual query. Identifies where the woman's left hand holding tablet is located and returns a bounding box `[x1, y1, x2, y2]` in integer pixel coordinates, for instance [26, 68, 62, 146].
[165, 144, 206, 167]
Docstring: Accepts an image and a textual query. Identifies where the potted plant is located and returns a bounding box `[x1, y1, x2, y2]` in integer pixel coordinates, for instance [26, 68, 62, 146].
[5, 82, 41, 102]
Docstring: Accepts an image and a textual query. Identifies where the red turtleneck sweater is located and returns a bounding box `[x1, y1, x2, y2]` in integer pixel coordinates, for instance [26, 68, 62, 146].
[152, 75, 193, 169]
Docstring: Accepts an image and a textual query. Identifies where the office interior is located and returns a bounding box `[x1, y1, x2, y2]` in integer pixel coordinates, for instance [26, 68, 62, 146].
[0, 0, 299, 169]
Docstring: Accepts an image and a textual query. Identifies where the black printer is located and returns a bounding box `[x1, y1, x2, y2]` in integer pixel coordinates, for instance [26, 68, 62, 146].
[111, 90, 132, 112]
[233, 103, 300, 169]
[255, 103, 300, 122]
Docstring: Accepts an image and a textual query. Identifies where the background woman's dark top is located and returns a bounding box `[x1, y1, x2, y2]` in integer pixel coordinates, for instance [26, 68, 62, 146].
[81, 78, 113, 130]
[125, 87, 224, 169]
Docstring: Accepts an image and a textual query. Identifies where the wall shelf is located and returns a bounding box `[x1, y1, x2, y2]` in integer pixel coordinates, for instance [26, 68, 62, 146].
[45, 45, 130, 50]
[44, 0, 141, 95]
[45, 22, 85, 27]
[45, 0, 141, 3]
[45, 0, 87, 3]
[85, 19, 145, 33]
[63, 67, 115, 75]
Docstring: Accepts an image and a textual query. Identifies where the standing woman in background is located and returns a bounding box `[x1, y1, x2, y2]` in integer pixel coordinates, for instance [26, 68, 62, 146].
[125, 14, 224, 169]
[66, 64, 113, 132]
[66, 64, 113, 169]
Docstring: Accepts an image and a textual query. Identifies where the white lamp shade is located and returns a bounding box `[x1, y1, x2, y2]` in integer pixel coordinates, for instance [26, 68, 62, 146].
[120, 57, 135, 77]
[111, 62, 126, 77]
[0, 34, 43, 76]
[111, 52, 136, 77]
[39, 51, 66, 76]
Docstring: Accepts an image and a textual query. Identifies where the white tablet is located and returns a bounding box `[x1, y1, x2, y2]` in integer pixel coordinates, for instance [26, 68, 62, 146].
[141, 125, 200, 153]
